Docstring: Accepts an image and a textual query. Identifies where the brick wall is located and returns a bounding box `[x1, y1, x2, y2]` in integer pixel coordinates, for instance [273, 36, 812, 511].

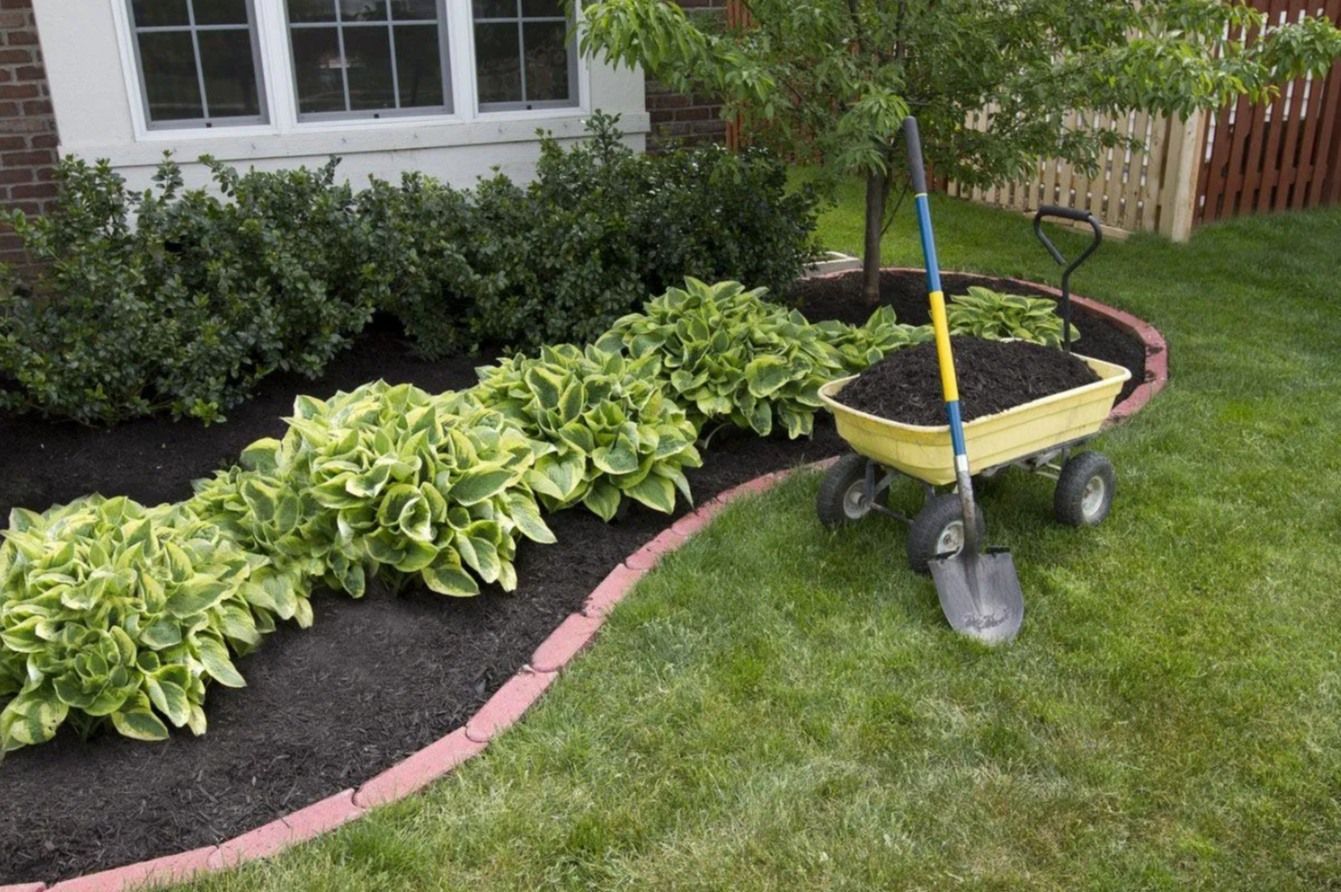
[645, 0, 729, 152]
[0, 0, 58, 268]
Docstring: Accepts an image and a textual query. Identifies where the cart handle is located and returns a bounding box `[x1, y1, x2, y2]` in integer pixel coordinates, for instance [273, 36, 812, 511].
[1032, 206, 1102, 352]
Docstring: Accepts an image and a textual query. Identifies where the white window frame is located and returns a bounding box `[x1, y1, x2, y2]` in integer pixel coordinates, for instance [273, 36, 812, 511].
[109, 0, 592, 144]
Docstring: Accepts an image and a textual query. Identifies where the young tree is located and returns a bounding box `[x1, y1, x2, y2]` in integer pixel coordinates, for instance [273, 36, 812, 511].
[579, 0, 1341, 303]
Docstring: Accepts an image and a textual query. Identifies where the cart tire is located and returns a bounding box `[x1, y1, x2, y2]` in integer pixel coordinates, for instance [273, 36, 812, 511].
[1054, 451, 1115, 527]
[906, 493, 987, 574]
[816, 454, 873, 529]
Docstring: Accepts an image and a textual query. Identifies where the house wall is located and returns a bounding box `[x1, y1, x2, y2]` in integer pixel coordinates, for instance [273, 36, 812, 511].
[11, 1, 647, 210]
[645, 0, 726, 152]
[0, 0, 59, 267]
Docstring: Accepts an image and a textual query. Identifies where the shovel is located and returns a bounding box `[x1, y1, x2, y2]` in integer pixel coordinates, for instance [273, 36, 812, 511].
[902, 116, 1024, 645]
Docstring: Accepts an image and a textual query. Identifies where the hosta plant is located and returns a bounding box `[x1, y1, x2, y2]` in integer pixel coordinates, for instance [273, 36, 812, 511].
[811, 306, 932, 374]
[225, 381, 555, 598]
[463, 344, 702, 521]
[598, 278, 917, 440]
[948, 286, 1079, 348]
[0, 496, 262, 754]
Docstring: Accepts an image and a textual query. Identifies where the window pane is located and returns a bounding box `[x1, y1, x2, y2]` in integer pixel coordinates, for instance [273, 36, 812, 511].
[138, 31, 203, 120]
[343, 27, 395, 110]
[390, 0, 436, 20]
[132, 0, 189, 27]
[291, 27, 346, 112]
[192, 0, 249, 26]
[198, 29, 260, 117]
[288, 0, 335, 22]
[473, 0, 515, 19]
[521, 0, 563, 17]
[341, 0, 387, 21]
[474, 21, 520, 104]
[394, 25, 443, 108]
[523, 21, 569, 102]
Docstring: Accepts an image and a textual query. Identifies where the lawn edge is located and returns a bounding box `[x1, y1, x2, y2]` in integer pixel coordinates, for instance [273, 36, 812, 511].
[22, 288, 1165, 891]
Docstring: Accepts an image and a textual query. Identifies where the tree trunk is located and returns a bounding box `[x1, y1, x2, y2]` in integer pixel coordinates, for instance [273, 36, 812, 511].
[862, 167, 887, 305]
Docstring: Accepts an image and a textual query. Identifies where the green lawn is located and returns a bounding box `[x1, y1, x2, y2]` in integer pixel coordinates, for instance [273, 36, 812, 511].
[180, 189, 1341, 891]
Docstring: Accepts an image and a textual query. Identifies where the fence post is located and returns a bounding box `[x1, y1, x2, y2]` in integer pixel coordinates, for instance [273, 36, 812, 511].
[1157, 111, 1208, 241]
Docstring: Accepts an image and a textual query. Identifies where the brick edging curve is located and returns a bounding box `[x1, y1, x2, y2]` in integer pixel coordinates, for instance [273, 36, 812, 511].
[5, 284, 1166, 892]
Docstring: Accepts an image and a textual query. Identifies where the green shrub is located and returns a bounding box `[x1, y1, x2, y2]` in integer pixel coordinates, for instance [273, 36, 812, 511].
[598, 278, 921, 439]
[362, 113, 821, 356]
[0, 496, 264, 754]
[0, 156, 372, 425]
[947, 286, 1079, 347]
[462, 343, 702, 520]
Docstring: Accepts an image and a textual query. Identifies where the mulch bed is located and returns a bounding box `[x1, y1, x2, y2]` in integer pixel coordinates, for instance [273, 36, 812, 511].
[786, 269, 1146, 405]
[0, 270, 1148, 885]
[834, 337, 1101, 426]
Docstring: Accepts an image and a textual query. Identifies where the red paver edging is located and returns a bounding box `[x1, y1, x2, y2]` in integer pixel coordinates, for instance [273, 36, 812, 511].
[18, 284, 1164, 890]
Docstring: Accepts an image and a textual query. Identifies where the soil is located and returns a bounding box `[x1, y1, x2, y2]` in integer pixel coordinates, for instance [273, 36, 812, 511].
[834, 336, 1101, 426]
[0, 273, 1150, 885]
[786, 269, 1146, 405]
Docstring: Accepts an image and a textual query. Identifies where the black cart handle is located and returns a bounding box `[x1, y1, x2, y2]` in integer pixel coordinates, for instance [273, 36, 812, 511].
[1031, 206, 1103, 353]
[1032, 205, 1102, 267]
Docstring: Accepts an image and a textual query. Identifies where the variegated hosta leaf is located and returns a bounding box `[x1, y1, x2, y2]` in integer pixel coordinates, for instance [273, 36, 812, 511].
[468, 344, 702, 520]
[596, 278, 928, 440]
[195, 381, 555, 605]
[947, 286, 1079, 348]
[0, 495, 256, 752]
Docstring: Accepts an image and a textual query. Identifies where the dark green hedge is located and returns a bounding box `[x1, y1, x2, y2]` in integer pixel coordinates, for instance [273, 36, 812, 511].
[0, 114, 819, 426]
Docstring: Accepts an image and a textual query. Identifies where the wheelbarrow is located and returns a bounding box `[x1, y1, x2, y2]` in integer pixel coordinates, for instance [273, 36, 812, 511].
[815, 206, 1130, 575]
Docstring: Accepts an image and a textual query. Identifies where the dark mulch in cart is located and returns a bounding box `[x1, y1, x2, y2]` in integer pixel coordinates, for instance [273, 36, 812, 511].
[835, 337, 1101, 426]
[0, 275, 1149, 885]
[786, 268, 1146, 404]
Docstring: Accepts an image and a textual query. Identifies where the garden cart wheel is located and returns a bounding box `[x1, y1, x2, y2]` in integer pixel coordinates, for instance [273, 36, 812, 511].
[1054, 451, 1115, 527]
[817, 453, 874, 529]
[907, 493, 988, 575]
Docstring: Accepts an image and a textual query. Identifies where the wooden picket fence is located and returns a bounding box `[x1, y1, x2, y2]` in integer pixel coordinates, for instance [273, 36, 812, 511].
[944, 0, 1341, 240]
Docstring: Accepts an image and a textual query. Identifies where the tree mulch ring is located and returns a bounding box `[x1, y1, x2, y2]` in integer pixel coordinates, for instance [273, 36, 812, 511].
[0, 273, 1151, 885]
[785, 268, 1146, 405]
[834, 336, 1101, 426]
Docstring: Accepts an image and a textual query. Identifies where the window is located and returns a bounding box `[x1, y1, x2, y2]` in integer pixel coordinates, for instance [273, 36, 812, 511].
[127, 0, 266, 128]
[285, 0, 452, 119]
[472, 1, 577, 110]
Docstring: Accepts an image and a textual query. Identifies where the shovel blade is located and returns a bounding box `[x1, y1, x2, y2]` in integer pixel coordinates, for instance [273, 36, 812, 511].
[928, 547, 1024, 645]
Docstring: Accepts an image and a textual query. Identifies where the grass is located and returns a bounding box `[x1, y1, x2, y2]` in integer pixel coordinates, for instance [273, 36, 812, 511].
[178, 188, 1341, 891]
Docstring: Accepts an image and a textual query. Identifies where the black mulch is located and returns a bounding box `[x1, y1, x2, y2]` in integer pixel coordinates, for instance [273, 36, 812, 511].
[785, 269, 1146, 405]
[835, 337, 1101, 426]
[0, 270, 1149, 884]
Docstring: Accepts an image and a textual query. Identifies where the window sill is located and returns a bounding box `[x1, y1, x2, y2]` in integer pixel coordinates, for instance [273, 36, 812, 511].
[60, 111, 651, 168]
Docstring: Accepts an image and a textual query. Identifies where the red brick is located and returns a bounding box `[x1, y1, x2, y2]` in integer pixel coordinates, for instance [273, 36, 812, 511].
[582, 563, 646, 618]
[0, 49, 32, 65]
[1, 150, 53, 166]
[0, 167, 32, 184]
[353, 727, 486, 809]
[464, 667, 556, 743]
[28, 133, 56, 149]
[9, 182, 53, 199]
[531, 611, 604, 673]
[0, 83, 36, 99]
[46, 846, 217, 892]
[5, 30, 38, 46]
[210, 790, 364, 869]
[20, 99, 51, 116]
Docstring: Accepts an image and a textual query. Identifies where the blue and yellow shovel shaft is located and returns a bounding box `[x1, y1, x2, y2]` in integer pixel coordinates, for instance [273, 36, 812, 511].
[904, 119, 969, 478]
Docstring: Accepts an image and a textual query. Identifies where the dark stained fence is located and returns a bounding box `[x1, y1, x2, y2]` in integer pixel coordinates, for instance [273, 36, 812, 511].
[1197, 0, 1341, 222]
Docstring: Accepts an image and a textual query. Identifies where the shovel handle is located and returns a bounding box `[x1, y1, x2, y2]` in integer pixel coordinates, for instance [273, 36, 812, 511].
[903, 116, 978, 549]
